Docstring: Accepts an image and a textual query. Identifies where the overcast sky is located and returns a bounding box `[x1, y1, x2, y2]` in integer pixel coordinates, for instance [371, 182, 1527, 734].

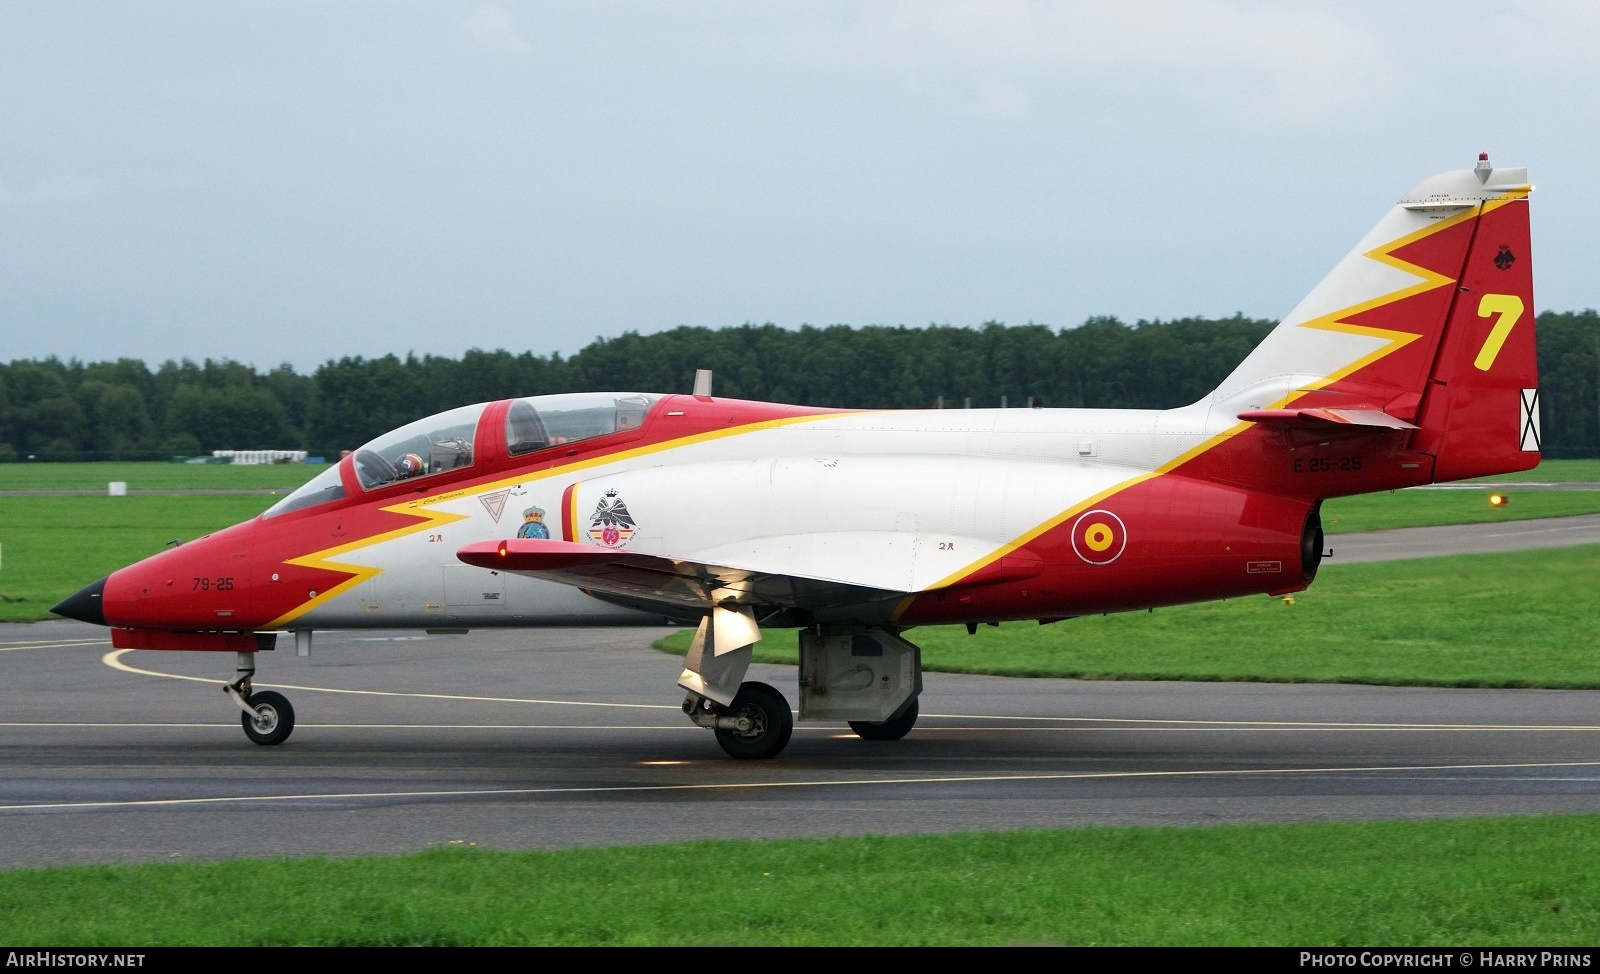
[3, 1, 1598, 373]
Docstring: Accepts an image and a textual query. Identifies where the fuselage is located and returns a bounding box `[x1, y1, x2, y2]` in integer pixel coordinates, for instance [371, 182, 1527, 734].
[89, 389, 1435, 637]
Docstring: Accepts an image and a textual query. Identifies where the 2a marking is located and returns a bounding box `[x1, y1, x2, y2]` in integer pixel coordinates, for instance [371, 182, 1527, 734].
[428, 533, 444, 543]
[1294, 456, 1362, 474]
[192, 577, 235, 591]
[938, 541, 956, 550]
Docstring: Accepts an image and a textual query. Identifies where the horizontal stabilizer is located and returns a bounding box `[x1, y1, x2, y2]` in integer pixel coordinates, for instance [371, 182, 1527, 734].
[1237, 407, 1418, 430]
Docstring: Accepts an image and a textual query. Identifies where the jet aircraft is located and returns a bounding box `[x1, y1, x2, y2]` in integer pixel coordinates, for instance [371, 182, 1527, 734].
[54, 156, 1541, 759]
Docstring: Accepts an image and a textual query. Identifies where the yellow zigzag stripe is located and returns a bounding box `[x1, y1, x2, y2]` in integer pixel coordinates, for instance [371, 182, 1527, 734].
[1281, 202, 1475, 405]
[265, 502, 471, 628]
[908, 187, 1531, 606]
[1285, 186, 1530, 409]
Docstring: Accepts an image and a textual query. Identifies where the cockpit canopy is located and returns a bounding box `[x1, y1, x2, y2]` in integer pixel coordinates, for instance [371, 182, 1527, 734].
[261, 462, 345, 518]
[262, 393, 660, 518]
[352, 402, 485, 491]
[505, 393, 656, 456]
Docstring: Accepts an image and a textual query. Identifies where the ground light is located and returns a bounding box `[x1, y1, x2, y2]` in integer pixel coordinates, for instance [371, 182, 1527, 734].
[1490, 493, 1510, 507]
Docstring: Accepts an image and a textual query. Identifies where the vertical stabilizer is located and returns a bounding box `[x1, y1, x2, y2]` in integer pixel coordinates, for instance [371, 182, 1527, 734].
[1206, 155, 1537, 482]
[1408, 181, 1539, 479]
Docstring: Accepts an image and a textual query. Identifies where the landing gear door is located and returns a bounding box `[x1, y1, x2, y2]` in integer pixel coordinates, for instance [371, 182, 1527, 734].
[798, 629, 922, 722]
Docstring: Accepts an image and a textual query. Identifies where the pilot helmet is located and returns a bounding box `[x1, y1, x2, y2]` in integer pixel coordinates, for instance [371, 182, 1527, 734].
[397, 453, 425, 478]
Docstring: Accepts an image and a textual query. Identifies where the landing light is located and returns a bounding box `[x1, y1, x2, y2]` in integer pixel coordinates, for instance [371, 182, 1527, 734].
[1489, 493, 1509, 508]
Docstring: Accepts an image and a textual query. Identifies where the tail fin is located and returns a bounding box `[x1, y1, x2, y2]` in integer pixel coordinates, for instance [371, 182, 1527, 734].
[1209, 155, 1538, 481]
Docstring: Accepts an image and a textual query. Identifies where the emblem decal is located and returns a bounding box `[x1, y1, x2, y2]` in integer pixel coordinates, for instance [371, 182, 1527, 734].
[1494, 245, 1516, 270]
[479, 489, 510, 523]
[1070, 509, 1127, 566]
[516, 505, 550, 540]
[587, 490, 637, 548]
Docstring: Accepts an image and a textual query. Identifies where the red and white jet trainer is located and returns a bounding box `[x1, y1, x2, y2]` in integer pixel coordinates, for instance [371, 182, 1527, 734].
[55, 156, 1540, 759]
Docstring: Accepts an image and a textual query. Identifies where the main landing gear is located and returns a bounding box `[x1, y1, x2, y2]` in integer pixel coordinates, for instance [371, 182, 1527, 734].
[677, 610, 923, 760]
[849, 698, 919, 741]
[223, 651, 296, 746]
[684, 681, 794, 760]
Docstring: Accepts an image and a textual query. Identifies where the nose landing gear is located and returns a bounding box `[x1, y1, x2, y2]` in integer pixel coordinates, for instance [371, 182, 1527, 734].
[222, 651, 296, 746]
[239, 690, 296, 746]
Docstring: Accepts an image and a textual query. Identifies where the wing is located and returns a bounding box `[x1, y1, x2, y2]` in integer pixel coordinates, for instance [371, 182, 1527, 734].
[456, 535, 1042, 615]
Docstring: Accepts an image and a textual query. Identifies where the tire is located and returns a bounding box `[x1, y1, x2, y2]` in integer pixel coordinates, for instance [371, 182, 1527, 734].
[241, 690, 295, 746]
[849, 698, 918, 741]
[713, 682, 794, 760]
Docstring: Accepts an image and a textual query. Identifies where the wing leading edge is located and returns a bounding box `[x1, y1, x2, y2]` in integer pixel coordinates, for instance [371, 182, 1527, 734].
[456, 534, 1042, 616]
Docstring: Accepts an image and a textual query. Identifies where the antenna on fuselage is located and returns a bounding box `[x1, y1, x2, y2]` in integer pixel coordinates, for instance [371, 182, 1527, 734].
[693, 369, 713, 398]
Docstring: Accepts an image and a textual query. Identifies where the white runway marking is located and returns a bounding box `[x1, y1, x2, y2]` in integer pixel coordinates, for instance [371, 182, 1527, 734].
[0, 638, 111, 652]
[102, 649, 679, 710]
[4, 759, 1599, 814]
[0, 722, 698, 730]
[919, 711, 1600, 731]
[101, 650, 1600, 732]
[7, 719, 1600, 734]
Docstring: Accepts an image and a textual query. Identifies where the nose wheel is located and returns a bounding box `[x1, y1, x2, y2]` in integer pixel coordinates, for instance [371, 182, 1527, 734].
[222, 651, 296, 746]
[240, 690, 296, 746]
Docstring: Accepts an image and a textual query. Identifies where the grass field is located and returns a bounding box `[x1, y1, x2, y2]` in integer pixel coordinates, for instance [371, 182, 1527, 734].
[0, 496, 270, 622]
[1470, 458, 1600, 482]
[1322, 487, 1600, 533]
[0, 461, 329, 491]
[1, 816, 1595, 945]
[658, 545, 1600, 688]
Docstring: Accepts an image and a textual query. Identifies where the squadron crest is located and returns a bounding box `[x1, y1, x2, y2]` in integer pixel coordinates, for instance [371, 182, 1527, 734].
[587, 489, 637, 548]
[516, 505, 549, 540]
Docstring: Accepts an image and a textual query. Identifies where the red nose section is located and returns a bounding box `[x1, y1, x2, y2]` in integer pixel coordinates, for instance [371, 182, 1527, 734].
[98, 518, 354, 632]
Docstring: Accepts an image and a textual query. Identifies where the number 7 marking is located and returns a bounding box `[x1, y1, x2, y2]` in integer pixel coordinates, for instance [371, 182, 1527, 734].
[1474, 293, 1524, 372]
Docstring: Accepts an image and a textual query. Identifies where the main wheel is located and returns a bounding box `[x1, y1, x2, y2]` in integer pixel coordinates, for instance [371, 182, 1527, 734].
[714, 682, 793, 760]
[849, 698, 918, 741]
[241, 690, 295, 746]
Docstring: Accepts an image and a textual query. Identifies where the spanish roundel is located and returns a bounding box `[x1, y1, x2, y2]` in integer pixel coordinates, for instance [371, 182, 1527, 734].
[1071, 509, 1126, 566]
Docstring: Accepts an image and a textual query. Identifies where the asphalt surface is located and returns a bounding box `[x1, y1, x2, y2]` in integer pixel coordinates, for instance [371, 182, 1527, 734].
[1330, 513, 1600, 562]
[3, 517, 1598, 869]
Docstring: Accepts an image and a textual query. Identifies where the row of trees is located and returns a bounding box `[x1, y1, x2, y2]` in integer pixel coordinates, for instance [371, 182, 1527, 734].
[3, 312, 1597, 459]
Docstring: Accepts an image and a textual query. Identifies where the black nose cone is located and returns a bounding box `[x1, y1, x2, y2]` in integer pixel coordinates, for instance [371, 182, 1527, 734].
[52, 577, 108, 626]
